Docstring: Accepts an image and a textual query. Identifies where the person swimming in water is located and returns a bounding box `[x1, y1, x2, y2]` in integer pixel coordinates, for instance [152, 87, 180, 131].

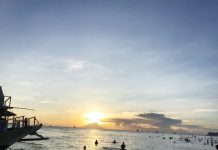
[121, 142, 125, 150]
[95, 140, 98, 146]
[112, 139, 117, 144]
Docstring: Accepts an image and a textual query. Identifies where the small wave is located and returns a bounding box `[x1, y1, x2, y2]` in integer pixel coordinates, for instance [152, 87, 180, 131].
[19, 142, 43, 146]
[8, 148, 25, 150]
[61, 135, 71, 139]
[101, 147, 121, 150]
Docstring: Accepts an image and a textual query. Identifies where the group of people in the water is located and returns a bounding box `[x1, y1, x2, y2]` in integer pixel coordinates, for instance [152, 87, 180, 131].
[82, 136, 218, 150]
[189, 136, 217, 148]
[83, 139, 126, 150]
[204, 137, 215, 146]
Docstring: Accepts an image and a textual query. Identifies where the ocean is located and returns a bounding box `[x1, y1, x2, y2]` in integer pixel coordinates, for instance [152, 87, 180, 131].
[10, 127, 217, 150]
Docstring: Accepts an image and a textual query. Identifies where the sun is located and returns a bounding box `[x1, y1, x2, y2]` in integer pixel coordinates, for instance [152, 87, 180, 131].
[86, 112, 104, 124]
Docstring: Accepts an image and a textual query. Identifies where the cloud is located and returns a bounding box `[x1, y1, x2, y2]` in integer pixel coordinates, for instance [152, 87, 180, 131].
[193, 109, 218, 113]
[136, 113, 181, 128]
[63, 60, 86, 71]
[103, 113, 209, 132]
[62, 59, 106, 72]
[40, 100, 51, 104]
[84, 123, 104, 129]
[175, 124, 203, 129]
[105, 118, 151, 127]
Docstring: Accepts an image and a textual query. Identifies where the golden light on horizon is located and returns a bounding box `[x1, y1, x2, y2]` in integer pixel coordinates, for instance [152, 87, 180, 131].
[85, 112, 105, 124]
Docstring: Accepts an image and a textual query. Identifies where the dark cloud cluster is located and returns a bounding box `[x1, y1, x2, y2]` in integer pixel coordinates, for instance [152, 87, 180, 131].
[104, 113, 205, 132]
[175, 124, 202, 129]
[107, 118, 151, 126]
[136, 113, 181, 128]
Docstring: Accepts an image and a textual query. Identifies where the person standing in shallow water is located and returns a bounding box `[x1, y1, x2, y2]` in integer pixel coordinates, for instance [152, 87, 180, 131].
[121, 142, 126, 150]
[83, 145, 86, 150]
[95, 140, 98, 146]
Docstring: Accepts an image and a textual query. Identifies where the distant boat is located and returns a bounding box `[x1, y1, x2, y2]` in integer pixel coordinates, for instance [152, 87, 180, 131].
[207, 132, 218, 136]
[0, 86, 48, 149]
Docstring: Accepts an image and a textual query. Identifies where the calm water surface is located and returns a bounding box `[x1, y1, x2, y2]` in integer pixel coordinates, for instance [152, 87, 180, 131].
[10, 127, 217, 150]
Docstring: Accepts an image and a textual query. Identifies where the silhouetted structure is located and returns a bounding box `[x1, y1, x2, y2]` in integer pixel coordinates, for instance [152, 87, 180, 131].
[0, 87, 48, 149]
[207, 132, 218, 136]
[0, 87, 4, 106]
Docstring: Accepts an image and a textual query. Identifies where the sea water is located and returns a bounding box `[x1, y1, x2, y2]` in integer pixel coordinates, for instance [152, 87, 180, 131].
[10, 127, 217, 150]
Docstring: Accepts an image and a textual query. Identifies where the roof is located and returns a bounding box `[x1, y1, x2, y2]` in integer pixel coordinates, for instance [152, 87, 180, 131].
[0, 110, 16, 116]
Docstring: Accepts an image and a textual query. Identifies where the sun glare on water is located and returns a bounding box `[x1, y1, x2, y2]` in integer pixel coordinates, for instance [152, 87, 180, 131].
[86, 112, 104, 124]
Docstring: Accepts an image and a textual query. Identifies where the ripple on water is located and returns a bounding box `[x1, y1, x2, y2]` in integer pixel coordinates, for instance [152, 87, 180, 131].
[10, 127, 218, 150]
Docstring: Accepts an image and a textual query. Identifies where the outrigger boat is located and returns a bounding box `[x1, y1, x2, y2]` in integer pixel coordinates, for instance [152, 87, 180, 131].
[0, 87, 48, 149]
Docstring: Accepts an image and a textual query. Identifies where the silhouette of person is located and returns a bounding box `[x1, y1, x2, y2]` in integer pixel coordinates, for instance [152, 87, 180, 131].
[121, 142, 125, 150]
[215, 145, 218, 150]
[24, 118, 28, 126]
[83, 145, 86, 150]
[112, 139, 117, 144]
[17, 120, 20, 128]
[12, 118, 16, 129]
[95, 140, 98, 146]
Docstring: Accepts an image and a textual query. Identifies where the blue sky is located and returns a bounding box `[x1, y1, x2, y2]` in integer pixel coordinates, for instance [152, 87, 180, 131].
[0, 0, 218, 130]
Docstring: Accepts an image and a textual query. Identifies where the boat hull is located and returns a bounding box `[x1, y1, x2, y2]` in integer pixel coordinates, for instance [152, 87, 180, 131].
[0, 124, 42, 149]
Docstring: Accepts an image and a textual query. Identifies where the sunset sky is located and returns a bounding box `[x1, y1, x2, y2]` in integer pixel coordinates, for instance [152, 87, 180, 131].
[0, 0, 218, 133]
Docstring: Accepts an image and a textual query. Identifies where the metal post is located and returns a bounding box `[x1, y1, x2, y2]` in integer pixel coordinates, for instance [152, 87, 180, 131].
[9, 97, 11, 107]
[22, 116, 24, 127]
